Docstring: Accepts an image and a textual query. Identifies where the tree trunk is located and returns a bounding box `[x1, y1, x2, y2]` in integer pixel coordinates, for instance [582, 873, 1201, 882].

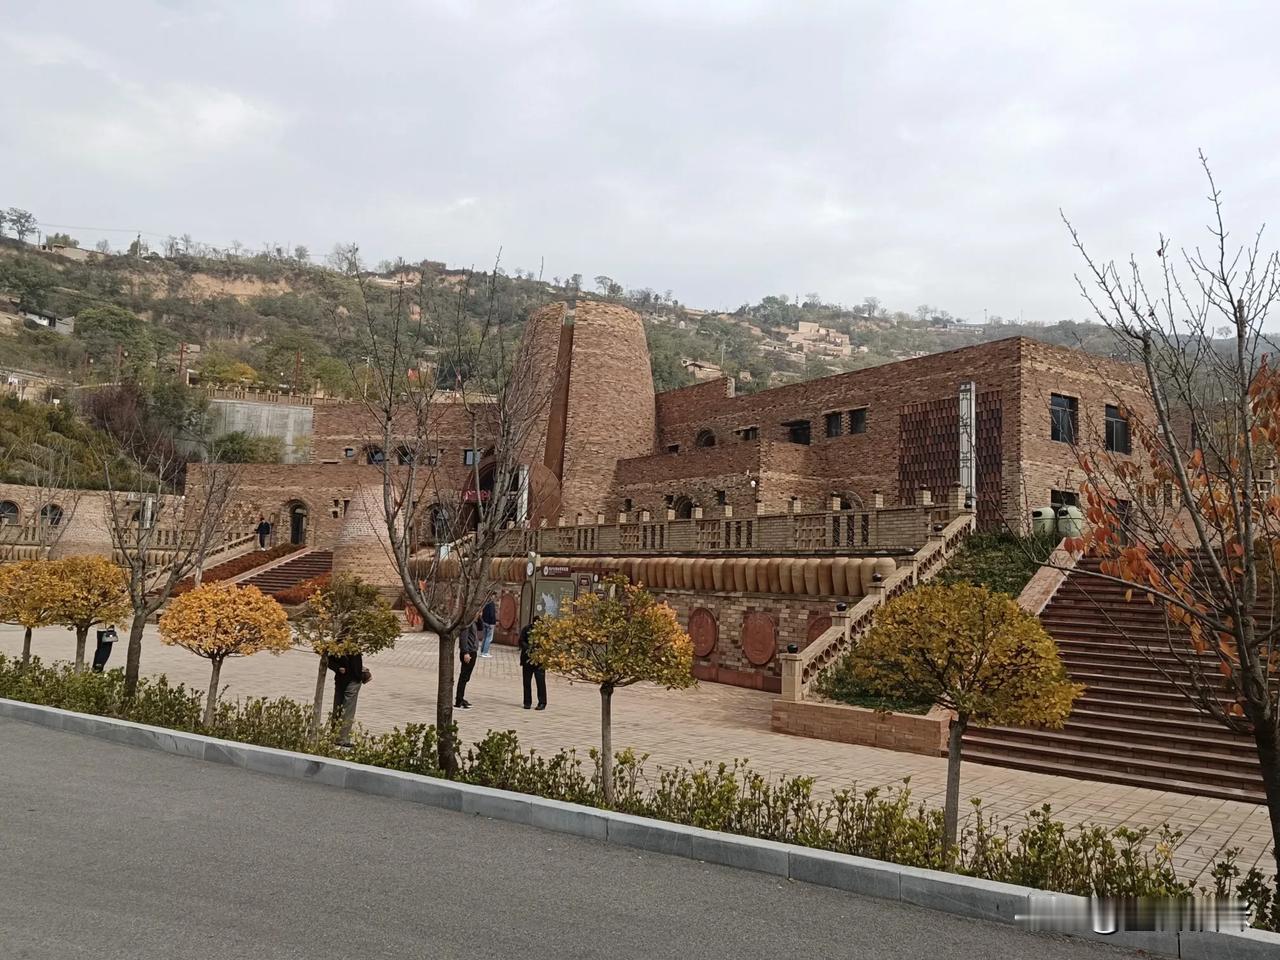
[943, 715, 967, 858]
[436, 630, 458, 776]
[123, 614, 146, 699]
[1250, 711, 1280, 876]
[21, 626, 32, 666]
[600, 683, 615, 806]
[203, 658, 224, 727]
[74, 625, 90, 673]
[311, 653, 328, 738]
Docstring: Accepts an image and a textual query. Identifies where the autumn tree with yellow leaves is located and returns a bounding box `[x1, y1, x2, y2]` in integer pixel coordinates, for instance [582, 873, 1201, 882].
[294, 575, 400, 735]
[46, 556, 130, 672]
[1060, 156, 1280, 870]
[0, 559, 62, 665]
[159, 582, 292, 724]
[850, 583, 1081, 853]
[531, 576, 694, 804]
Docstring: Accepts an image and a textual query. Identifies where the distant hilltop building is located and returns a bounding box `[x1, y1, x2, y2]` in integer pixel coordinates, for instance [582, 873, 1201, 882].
[680, 358, 723, 382]
[785, 319, 852, 358]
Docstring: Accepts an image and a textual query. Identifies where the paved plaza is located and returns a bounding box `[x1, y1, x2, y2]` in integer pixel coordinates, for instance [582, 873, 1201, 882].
[0, 623, 1272, 881]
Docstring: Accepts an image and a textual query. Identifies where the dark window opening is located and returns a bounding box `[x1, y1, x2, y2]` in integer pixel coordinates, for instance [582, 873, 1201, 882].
[623, 498, 633, 512]
[715, 489, 727, 506]
[1050, 489, 1079, 509]
[365, 445, 385, 465]
[0, 501, 17, 525]
[849, 408, 868, 434]
[40, 504, 63, 526]
[824, 412, 843, 438]
[395, 445, 414, 465]
[784, 419, 811, 445]
[737, 426, 759, 441]
[666, 443, 680, 454]
[694, 429, 716, 448]
[1050, 394, 1077, 444]
[672, 496, 694, 520]
[1105, 404, 1131, 454]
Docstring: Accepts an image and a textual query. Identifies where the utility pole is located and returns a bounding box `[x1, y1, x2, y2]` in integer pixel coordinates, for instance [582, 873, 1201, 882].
[292, 349, 302, 395]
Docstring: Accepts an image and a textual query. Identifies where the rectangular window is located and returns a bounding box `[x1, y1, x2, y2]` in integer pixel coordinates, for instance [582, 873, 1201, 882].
[849, 408, 868, 434]
[1050, 394, 1077, 443]
[737, 426, 759, 441]
[1050, 489, 1079, 509]
[623, 498, 633, 512]
[715, 489, 727, 506]
[463, 448, 477, 466]
[784, 419, 811, 445]
[666, 443, 680, 454]
[1105, 405, 1131, 454]
[824, 412, 843, 438]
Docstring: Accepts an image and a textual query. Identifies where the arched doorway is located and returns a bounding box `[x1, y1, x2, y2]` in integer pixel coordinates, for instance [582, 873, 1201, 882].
[0, 501, 18, 526]
[694, 429, 717, 448]
[672, 495, 694, 520]
[286, 501, 309, 545]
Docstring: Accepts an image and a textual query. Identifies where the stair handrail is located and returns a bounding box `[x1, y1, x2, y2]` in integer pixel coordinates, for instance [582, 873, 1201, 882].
[780, 510, 976, 701]
[1016, 540, 1080, 616]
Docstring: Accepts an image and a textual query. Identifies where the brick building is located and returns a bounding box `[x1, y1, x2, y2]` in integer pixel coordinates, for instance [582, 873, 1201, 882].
[204, 300, 1148, 548]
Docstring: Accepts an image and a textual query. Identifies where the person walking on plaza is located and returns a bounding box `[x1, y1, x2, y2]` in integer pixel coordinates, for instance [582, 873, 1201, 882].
[91, 625, 118, 673]
[455, 614, 482, 708]
[479, 592, 498, 657]
[329, 651, 367, 745]
[518, 617, 547, 711]
[255, 515, 271, 549]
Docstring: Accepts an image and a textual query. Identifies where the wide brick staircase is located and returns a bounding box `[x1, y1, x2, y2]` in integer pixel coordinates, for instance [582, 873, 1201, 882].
[240, 550, 333, 595]
[963, 557, 1266, 803]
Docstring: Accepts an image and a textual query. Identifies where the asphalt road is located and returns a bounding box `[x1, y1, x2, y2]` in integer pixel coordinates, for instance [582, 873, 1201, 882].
[0, 719, 1142, 960]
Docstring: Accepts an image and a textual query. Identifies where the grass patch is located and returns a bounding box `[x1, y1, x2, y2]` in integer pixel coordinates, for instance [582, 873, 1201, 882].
[936, 532, 1055, 597]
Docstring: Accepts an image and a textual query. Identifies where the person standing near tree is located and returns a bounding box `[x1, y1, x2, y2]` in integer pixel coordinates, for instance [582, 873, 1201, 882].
[254, 515, 271, 549]
[519, 617, 547, 710]
[91, 625, 118, 673]
[455, 613, 481, 708]
[328, 650, 365, 745]
[479, 592, 498, 657]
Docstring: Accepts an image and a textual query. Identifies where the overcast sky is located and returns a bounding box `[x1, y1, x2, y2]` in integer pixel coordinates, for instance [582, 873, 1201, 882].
[2, 1, 1277, 321]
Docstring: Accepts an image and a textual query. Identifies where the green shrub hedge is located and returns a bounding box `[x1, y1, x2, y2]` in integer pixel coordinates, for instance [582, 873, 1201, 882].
[936, 532, 1055, 597]
[1, 654, 1275, 929]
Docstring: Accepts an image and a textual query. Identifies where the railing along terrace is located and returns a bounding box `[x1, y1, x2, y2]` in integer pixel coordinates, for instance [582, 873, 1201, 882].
[530, 487, 968, 558]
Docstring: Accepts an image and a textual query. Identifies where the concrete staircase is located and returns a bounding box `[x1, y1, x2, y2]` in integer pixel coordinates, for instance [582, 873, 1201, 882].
[240, 550, 333, 596]
[963, 557, 1266, 803]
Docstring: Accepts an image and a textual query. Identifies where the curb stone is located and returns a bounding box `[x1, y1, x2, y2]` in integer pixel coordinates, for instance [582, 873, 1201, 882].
[2, 697, 1276, 959]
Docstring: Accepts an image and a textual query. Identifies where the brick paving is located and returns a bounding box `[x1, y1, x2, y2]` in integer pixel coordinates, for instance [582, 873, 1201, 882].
[1, 623, 1272, 882]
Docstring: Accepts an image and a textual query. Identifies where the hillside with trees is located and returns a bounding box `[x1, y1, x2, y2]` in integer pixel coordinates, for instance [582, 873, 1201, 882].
[0, 208, 1122, 404]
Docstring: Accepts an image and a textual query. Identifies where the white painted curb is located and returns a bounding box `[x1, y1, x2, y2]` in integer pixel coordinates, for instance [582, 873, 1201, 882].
[1, 697, 1274, 958]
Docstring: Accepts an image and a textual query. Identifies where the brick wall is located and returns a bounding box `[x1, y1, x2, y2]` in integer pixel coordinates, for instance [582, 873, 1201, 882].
[653, 588, 839, 693]
[770, 700, 951, 756]
[190, 463, 382, 551]
[1012, 339, 1154, 517]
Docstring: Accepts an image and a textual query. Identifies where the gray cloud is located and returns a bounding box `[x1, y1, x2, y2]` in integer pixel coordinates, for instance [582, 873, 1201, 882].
[2, 0, 1277, 321]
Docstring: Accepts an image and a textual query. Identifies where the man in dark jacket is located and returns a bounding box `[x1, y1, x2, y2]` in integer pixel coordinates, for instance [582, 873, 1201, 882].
[329, 651, 364, 745]
[255, 516, 271, 549]
[518, 617, 547, 710]
[455, 615, 481, 708]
